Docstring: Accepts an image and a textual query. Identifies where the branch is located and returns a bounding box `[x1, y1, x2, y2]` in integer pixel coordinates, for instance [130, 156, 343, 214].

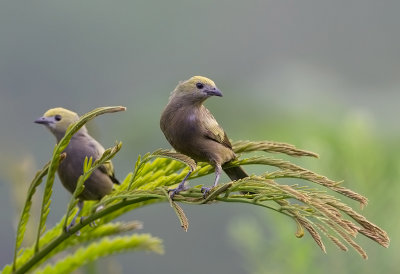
[5, 107, 389, 274]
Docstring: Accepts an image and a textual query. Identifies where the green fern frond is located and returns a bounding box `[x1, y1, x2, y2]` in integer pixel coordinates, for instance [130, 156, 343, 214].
[6, 219, 144, 274]
[12, 160, 51, 272]
[36, 234, 164, 274]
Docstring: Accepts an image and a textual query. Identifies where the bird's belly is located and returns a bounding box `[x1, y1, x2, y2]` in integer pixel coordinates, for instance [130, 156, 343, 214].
[58, 157, 113, 200]
[168, 129, 206, 161]
[162, 109, 235, 164]
[171, 133, 235, 165]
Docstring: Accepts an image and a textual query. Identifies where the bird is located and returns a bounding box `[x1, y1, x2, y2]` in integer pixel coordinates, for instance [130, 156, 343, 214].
[160, 76, 248, 198]
[35, 107, 119, 231]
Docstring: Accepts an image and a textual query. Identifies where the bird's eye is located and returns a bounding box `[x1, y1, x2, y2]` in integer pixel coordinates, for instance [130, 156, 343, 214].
[196, 82, 204, 89]
[55, 115, 62, 121]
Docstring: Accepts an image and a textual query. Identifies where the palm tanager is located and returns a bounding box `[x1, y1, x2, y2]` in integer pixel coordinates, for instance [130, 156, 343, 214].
[160, 76, 248, 198]
[35, 107, 119, 230]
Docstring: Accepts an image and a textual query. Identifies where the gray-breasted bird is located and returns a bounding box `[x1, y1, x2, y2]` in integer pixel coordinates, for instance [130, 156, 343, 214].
[35, 107, 119, 230]
[160, 76, 248, 197]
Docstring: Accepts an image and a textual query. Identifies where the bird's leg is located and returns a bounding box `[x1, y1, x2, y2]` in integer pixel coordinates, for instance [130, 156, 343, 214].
[80, 204, 104, 227]
[80, 216, 97, 228]
[65, 200, 84, 233]
[201, 164, 222, 198]
[169, 170, 192, 198]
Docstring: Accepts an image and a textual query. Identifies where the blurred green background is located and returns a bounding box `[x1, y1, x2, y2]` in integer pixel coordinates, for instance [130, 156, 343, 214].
[0, 1, 399, 273]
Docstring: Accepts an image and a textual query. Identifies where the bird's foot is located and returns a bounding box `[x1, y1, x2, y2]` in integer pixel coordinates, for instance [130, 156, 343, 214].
[168, 184, 188, 199]
[64, 222, 75, 233]
[80, 216, 97, 228]
[64, 221, 81, 236]
[201, 186, 212, 198]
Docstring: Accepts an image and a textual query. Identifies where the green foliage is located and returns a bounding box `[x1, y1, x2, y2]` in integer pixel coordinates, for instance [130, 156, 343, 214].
[12, 160, 51, 269]
[36, 234, 164, 274]
[3, 107, 389, 274]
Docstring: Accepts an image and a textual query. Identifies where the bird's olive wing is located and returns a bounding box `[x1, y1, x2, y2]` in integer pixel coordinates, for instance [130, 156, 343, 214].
[98, 161, 120, 185]
[202, 108, 232, 149]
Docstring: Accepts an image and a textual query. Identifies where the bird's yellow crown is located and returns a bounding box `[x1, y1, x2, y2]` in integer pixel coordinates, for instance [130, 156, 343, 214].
[185, 76, 216, 88]
[43, 107, 78, 118]
[43, 107, 80, 131]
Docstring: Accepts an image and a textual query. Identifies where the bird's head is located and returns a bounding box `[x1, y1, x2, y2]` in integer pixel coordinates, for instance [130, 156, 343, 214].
[171, 76, 223, 103]
[35, 107, 83, 139]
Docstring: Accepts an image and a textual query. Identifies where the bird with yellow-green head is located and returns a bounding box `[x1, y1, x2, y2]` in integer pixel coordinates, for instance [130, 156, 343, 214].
[35, 107, 119, 230]
[160, 76, 248, 198]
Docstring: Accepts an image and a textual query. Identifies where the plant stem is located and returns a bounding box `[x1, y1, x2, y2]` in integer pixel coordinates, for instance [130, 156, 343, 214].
[14, 196, 160, 274]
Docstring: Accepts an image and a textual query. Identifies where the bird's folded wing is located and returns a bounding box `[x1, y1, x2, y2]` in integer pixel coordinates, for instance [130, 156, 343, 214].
[99, 161, 120, 185]
[202, 108, 232, 149]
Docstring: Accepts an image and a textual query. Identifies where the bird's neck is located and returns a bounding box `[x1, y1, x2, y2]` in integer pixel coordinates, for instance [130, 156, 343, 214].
[53, 126, 89, 143]
[169, 95, 205, 109]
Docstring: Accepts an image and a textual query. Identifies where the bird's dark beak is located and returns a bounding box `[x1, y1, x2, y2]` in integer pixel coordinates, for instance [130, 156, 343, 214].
[205, 87, 223, 97]
[34, 116, 52, 125]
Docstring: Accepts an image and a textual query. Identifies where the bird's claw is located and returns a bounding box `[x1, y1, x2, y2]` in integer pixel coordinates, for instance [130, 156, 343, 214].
[168, 185, 188, 199]
[201, 186, 212, 198]
[80, 216, 97, 228]
[64, 218, 76, 233]
[64, 225, 72, 233]
[64, 221, 80, 236]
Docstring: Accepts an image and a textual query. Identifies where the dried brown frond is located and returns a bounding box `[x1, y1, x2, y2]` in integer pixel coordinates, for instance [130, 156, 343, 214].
[232, 140, 319, 158]
[296, 215, 326, 253]
[315, 223, 348, 251]
[310, 200, 358, 237]
[324, 220, 368, 259]
[240, 158, 368, 206]
[325, 200, 389, 247]
[152, 149, 197, 171]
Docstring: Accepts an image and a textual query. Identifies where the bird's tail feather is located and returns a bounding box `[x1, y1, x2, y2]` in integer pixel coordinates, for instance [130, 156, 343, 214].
[110, 175, 120, 185]
[223, 166, 248, 181]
